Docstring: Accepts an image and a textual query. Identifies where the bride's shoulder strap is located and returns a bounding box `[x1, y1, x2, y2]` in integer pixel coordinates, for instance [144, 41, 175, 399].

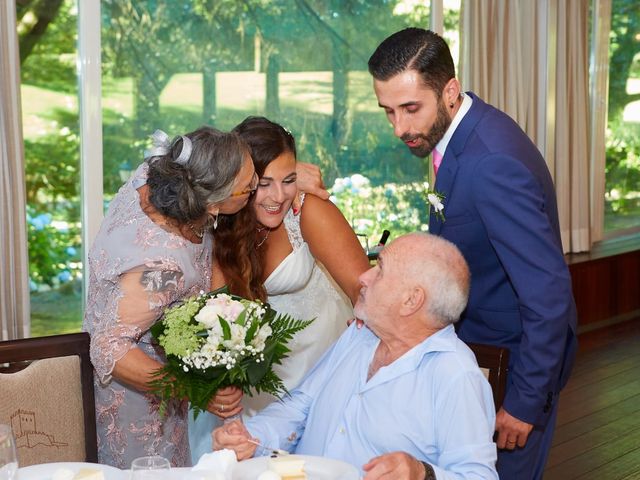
[283, 194, 306, 249]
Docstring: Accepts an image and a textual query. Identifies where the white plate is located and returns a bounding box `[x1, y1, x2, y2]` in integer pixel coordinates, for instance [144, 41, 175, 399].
[232, 455, 360, 480]
[18, 462, 126, 480]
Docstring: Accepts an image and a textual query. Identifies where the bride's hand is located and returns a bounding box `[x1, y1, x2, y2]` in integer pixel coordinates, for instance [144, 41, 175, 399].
[207, 386, 243, 419]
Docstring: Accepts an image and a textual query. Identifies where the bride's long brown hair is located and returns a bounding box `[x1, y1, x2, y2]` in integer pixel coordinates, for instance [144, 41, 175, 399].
[213, 116, 297, 302]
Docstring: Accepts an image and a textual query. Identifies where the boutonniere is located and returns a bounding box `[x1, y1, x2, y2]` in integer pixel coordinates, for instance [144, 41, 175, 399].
[426, 185, 446, 222]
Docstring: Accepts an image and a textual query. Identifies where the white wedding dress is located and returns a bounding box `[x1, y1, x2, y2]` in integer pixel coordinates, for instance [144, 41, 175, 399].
[189, 206, 353, 462]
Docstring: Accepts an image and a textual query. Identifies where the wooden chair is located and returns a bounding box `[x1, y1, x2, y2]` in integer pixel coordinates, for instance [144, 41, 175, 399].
[0, 332, 97, 466]
[467, 342, 510, 411]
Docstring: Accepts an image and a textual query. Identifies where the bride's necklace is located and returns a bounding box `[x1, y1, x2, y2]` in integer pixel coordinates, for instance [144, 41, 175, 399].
[187, 222, 204, 239]
[256, 226, 271, 248]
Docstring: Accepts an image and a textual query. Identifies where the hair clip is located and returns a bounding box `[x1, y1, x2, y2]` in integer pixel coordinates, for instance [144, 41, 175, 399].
[173, 136, 192, 165]
[143, 129, 192, 165]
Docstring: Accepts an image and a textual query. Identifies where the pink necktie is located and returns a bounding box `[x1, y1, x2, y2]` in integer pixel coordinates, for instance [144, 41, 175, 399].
[432, 149, 443, 175]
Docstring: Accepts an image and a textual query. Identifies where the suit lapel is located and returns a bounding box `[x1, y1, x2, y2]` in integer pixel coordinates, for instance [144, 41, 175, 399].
[428, 92, 488, 234]
[429, 155, 458, 234]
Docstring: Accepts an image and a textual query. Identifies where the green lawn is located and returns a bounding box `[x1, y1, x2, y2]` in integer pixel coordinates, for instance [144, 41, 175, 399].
[30, 285, 83, 336]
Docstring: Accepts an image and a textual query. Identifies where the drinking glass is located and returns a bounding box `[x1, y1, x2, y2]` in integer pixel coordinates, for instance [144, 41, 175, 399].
[356, 233, 370, 255]
[130, 455, 170, 480]
[0, 424, 18, 480]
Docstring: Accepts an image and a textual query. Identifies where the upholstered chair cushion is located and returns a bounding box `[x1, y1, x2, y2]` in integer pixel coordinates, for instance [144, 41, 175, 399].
[0, 355, 86, 466]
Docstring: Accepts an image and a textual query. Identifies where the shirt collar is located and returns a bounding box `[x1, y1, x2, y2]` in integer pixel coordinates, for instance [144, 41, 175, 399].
[361, 324, 459, 391]
[401, 323, 459, 366]
[435, 91, 473, 155]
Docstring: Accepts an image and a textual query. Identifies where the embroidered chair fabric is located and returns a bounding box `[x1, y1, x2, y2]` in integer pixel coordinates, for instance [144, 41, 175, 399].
[467, 342, 509, 411]
[0, 332, 97, 466]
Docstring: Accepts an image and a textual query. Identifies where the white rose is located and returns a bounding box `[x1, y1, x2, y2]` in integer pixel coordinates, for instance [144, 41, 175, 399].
[223, 323, 247, 349]
[195, 305, 223, 329]
[428, 193, 444, 212]
[251, 324, 272, 352]
[203, 336, 221, 354]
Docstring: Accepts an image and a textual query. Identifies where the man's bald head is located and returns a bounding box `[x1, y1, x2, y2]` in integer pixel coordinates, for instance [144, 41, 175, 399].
[389, 232, 470, 326]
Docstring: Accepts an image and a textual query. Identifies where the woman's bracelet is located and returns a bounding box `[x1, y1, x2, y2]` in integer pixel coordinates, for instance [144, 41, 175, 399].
[421, 461, 436, 480]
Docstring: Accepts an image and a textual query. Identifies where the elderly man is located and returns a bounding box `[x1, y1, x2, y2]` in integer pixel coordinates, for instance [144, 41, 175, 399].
[214, 233, 498, 479]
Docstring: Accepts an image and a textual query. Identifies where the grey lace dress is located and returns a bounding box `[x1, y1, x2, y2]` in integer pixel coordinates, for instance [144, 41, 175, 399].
[82, 163, 212, 468]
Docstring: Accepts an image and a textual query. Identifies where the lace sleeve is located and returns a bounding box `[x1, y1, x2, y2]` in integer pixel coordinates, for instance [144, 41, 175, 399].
[283, 194, 306, 249]
[89, 264, 184, 384]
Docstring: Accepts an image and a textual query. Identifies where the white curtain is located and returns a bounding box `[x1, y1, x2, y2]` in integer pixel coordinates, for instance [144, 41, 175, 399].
[0, 0, 30, 340]
[460, 0, 592, 253]
[554, 0, 591, 252]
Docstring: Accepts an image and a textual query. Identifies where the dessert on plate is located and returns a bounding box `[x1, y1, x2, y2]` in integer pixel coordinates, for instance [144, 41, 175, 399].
[51, 468, 105, 480]
[74, 469, 105, 480]
[256, 456, 307, 480]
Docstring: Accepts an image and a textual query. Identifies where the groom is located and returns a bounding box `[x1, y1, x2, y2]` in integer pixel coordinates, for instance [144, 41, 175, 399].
[367, 28, 577, 479]
[213, 232, 498, 479]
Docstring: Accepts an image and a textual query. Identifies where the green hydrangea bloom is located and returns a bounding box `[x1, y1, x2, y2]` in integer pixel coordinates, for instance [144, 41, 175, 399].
[159, 298, 204, 357]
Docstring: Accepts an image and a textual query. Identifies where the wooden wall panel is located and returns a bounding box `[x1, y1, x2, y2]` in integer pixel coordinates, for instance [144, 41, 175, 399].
[569, 249, 640, 330]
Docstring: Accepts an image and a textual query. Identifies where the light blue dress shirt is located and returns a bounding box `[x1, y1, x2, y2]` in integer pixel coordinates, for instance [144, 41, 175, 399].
[245, 323, 498, 479]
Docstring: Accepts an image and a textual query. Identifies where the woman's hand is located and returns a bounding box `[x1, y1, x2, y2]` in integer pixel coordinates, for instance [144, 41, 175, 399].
[207, 386, 244, 419]
[294, 163, 329, 214]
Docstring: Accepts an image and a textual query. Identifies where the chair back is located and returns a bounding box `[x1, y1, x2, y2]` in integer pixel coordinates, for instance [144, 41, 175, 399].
[0, 332, 97, 466]
[467, 342, 509, 411]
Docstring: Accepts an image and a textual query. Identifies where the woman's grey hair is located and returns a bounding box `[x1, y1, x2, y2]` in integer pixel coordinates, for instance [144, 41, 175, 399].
[146, 126, 249, 222]
[401, 232, 470, 326]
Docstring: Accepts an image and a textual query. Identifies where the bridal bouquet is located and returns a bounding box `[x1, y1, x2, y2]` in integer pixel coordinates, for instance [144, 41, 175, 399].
[150, 287, 313, 418]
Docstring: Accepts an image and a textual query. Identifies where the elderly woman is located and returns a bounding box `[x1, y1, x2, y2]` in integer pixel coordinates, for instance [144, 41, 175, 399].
[83, 126, 257, 468]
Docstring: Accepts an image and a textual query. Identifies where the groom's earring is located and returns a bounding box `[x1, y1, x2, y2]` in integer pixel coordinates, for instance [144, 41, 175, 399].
[449, 102, 454, 108]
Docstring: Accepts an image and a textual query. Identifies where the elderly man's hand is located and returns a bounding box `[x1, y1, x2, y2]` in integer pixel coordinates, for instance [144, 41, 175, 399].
[293, 162, 329, 214]
[211, 418, 257, 460]
[362, 452, 426, 479]
[495, 407, 534, 450]
[206, 386, 243, 419]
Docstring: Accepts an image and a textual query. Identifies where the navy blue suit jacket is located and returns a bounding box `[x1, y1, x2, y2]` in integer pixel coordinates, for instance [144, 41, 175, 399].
[429, 92, 577, 427]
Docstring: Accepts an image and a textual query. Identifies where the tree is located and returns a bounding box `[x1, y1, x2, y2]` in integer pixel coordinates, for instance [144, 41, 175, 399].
[17, 0, 64, 63]
[18, 0, 76, 92]
[608, 0, 640, 122]
[605, 0, 640, 220]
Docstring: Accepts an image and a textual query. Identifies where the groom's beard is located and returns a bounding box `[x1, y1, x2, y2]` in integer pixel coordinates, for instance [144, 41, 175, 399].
[401, 99, 451, 158]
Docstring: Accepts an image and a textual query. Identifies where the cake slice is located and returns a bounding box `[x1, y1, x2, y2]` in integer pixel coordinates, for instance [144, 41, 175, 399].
[268, 456, 307, 480]
[73, 468, 105, 480]
[52, 468, 75, 480]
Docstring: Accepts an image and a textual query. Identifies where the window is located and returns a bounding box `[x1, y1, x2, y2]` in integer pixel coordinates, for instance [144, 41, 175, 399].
[18, 0, 82, 336]
[100, 1, 434, 249]
[604, 0, 640, 234]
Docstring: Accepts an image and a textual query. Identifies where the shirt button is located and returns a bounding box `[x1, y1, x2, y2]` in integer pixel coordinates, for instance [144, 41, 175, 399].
[339, 427, 346, 434]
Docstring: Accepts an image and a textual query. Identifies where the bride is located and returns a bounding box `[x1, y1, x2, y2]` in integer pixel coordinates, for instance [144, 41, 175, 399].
[189, 117, 370, 461]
